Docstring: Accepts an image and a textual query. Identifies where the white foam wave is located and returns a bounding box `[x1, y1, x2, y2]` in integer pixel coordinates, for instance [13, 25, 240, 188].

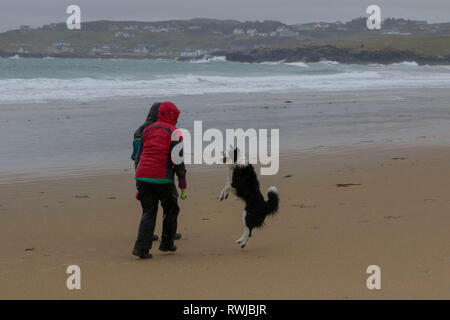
[285, 62, 309, 68]
[260, 61, 308, 67]
[260, 61, 285, 65]
[391, 61, 419, 67]
[2, 69, 450, 103]
[189, 56, 226, 63]
[319, 60, 340, 65]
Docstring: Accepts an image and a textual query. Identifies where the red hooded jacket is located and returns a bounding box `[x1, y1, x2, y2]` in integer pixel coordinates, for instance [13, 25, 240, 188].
[135, 101, 186, 188]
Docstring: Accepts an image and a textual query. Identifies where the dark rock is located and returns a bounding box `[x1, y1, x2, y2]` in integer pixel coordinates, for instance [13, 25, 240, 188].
[225, 45, 450, 65]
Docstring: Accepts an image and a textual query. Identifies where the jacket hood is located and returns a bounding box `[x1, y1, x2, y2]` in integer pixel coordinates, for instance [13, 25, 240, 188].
[157, 101, 180, 125]
[146, 102, 161, 123]
[133, 102, 161, 139]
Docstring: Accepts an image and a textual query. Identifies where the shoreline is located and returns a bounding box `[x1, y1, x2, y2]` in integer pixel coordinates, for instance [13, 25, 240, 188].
[1, 85, 450, 107]
[1, 143, 449, 185]
[2, 87, 450, 183]
[2, 50, 450, 66]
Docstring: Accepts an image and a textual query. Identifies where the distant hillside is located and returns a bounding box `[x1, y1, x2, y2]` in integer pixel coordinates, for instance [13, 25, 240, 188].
[1, 17, 449, 62]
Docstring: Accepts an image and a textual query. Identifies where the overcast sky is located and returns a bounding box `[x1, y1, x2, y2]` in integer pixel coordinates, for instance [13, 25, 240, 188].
[1, 0, 449, 32]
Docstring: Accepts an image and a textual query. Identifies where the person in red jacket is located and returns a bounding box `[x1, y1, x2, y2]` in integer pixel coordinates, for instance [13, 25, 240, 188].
[132, 101, 187, 259]
[131, 102, 182, 242]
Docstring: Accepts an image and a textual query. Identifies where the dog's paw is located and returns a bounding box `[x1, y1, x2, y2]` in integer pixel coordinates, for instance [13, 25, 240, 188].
[236, 238, 248, 248]
[219, 188, 229, 201]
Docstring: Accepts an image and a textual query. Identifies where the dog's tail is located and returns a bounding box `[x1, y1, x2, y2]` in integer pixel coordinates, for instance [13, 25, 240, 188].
[266, 186, 279, 215]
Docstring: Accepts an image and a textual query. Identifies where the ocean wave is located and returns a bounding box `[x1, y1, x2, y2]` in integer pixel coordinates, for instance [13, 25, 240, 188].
[1, 58, 450, 103]
[319, 60, 340, 65]
[391, 61, 419, 67]
[285, 62, 309, 68]
[260, 61, 308, 67]
[189, 56, 226, 63]
[2, 69, 450, 103]
[260, 61, 285, 65]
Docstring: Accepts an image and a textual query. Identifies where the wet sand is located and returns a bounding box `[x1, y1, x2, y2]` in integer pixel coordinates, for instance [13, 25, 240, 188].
[1, 145, 449, 299]
[2, 87, 450, 183]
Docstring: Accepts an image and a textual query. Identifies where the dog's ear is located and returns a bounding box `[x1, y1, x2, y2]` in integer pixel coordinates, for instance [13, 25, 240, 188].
[233, 148, 238, 163]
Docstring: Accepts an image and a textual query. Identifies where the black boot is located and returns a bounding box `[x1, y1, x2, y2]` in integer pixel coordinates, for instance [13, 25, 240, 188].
[159, 241, 177, 252]
[132, 248, 153, 259]
[174, 233, 182, 240]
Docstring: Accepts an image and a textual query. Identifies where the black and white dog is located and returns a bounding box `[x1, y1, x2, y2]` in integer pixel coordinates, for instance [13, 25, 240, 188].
[219, 148, 279, 248]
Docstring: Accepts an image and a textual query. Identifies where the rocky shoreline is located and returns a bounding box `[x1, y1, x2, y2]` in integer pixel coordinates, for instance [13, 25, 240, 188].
[3, 45, 450, 65]
[223, 45, 450, 65]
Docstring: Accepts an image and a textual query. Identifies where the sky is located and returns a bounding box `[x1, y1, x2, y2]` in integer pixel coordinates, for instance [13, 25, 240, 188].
[0, 0, 449, 32]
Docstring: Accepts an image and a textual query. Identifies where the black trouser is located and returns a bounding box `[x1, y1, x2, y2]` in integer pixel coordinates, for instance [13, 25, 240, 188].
[134, 181, 179, 251]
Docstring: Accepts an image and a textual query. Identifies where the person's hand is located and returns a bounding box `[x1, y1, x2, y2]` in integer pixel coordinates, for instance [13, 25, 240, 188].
[180, 189, 187, 200]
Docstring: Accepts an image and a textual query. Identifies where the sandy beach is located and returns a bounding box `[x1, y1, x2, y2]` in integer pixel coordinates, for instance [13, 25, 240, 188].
[2, 6, 450, 304]
[1, 145, 449, 299]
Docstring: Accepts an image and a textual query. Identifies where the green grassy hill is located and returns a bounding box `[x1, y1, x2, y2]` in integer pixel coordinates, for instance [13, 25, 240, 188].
[1, 18, 449, 59]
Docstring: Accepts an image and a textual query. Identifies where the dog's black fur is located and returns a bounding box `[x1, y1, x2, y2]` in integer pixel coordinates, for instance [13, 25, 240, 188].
[231, 163, 279, 233]
[220, 148, 279, 247]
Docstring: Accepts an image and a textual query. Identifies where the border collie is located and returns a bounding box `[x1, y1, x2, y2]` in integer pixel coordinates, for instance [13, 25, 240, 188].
[219, 148, 279, 248]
